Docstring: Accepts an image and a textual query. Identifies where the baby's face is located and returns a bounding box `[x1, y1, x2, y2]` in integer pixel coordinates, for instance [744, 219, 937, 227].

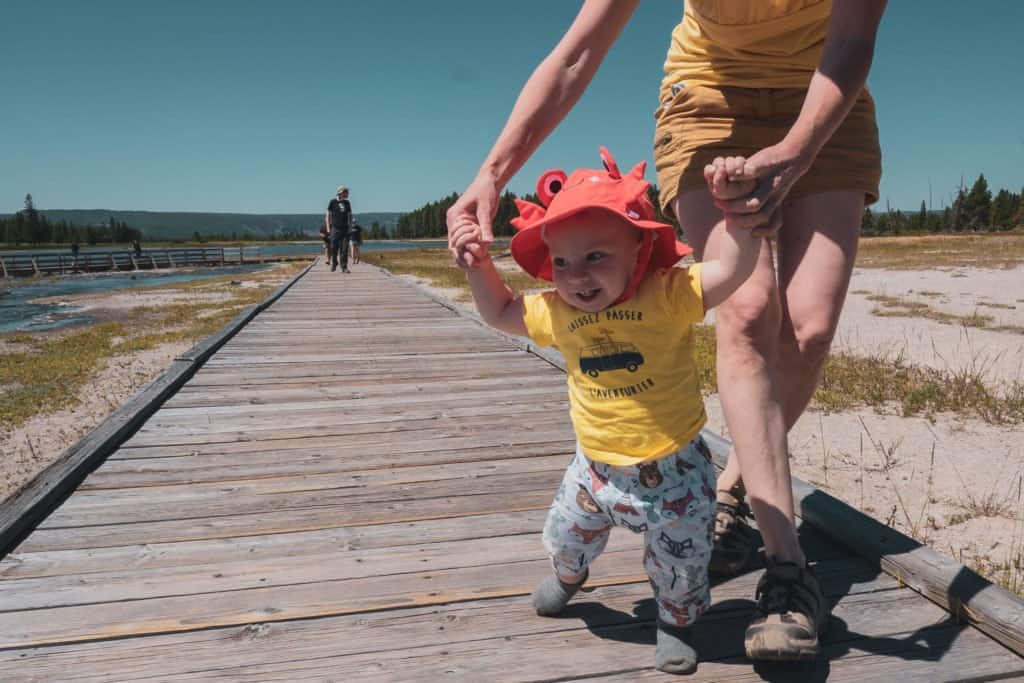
[545, 212, 641, 312]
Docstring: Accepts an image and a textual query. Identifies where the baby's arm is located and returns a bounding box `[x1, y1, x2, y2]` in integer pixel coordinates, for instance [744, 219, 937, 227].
[450, 217, 528, 336]
[698, 157, 764, 311]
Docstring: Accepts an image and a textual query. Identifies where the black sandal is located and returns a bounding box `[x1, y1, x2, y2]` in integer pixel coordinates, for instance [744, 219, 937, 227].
[708, 485, 757, 576]
[744, 559, 829, 661]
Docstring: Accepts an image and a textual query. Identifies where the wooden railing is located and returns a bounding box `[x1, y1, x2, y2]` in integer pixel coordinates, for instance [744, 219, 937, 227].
[0, 247, 263, 278]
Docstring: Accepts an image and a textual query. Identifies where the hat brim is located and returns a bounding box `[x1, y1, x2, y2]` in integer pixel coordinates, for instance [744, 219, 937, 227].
[510, 206, 692, 281]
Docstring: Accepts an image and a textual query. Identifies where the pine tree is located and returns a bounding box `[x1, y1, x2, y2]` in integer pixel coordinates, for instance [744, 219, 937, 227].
[962, 174, 992, 230]
[990, 189, 1016, 230]
[861, 207, 876, 234]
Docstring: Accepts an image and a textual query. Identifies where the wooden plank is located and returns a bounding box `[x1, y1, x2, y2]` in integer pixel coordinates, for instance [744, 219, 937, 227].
[40, 469, 566, 528]
[17, 486, 558, 551]
[115, 414, 573, 454]
[0, 554, 885, 651]
[86, 444, 575, 491]
[66, 452, 571, 501]
[176, 351, 539, 386]
[1, 510, 551, 579]
[150, 383, 567, 421]
[0, 523, 845, 608]
[0, 533, 613, 612]
[160, 375, 566, 410]
[131, 398, 569, 437]
[0, 573, 915, 682]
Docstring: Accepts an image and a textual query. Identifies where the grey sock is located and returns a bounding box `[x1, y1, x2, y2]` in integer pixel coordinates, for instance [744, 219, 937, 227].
[656, 622, 698, 675]
[531, 572, 587, 616]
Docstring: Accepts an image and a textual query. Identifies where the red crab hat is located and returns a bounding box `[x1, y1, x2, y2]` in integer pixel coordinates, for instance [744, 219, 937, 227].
[510, 147, 691, 300]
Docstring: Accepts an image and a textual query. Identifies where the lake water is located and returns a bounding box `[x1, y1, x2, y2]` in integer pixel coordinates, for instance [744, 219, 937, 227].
[0, 241, 454, 334]
[0, 264, 272, 334]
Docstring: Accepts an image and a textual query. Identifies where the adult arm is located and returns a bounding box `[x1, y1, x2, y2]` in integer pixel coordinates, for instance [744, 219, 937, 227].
[718, 0, 887, 233]
[446, 0, 639, 264]
[325, 206, 333, 236]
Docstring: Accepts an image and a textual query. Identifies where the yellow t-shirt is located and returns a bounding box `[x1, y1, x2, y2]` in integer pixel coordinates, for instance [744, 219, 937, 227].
[661, 0, 831, 98]
[522, 265, 706, 466]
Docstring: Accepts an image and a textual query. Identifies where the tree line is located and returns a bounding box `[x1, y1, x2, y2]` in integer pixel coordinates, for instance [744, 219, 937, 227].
[392, 174, 1022, 240]
[862, 174, 1023, 235]
[1, 194, 143, 246]
[392, 186, 675, 240]
[1, 194, 395, 245]
[8, 172, 1018, 246]
[188, 220, 390, 243]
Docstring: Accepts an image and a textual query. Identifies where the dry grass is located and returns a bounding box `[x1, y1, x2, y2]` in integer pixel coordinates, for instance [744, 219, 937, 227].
[864, 293, 1024, 334]
[362, 246, 544, 302]
[856, 231, 1024, 270]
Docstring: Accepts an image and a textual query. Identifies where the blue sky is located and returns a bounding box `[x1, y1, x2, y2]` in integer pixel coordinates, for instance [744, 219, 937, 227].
[2, 1, 1021, 215]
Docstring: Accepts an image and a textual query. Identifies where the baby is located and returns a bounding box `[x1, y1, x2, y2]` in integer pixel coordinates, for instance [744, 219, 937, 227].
[450, 148, 760, 674]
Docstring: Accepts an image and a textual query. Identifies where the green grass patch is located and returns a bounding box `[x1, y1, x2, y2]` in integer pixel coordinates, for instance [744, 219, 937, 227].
[0, 323, 124, 429]
[817, 352, 1024, 423]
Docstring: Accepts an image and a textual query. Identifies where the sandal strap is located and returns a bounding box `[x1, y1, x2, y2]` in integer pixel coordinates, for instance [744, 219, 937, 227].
[754, 562, 823, 618]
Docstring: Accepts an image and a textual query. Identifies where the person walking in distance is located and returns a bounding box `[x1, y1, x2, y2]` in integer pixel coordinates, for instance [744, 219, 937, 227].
[349, 223, 363, 265]
[326, 185, 353, 273]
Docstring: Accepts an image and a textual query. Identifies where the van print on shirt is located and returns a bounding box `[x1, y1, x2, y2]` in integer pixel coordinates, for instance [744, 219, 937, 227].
[578, 337, 645, 377]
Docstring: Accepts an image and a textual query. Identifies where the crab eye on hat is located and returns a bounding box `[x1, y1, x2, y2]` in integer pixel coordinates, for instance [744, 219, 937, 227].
[599, 146, 620, 178]
[536, 169, 567, 207]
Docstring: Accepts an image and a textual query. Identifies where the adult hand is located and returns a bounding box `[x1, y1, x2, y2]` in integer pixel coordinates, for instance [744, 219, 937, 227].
[447, 174, 500, 269]
[449, 216, 492, 272]
[713, 144, 812, 237]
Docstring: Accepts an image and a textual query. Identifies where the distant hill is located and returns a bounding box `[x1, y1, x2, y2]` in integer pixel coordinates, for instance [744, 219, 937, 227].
[9, 210, 403, 240]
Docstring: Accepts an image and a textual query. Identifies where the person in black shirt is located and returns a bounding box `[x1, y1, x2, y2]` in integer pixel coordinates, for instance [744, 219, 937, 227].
[349, 223, 363, 265]
[325, 185, 353, 272]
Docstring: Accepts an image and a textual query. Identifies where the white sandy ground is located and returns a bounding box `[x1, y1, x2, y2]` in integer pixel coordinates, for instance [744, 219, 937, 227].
[409, 261, 1024, 591]
[2, 259, 1021, 591]
[0, 264, 300, 504]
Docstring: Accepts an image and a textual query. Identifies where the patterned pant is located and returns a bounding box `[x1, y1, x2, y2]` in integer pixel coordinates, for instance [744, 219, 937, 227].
[543, 437, 716, 627]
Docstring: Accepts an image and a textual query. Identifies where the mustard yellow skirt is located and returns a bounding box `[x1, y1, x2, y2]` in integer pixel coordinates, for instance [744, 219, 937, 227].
[653, 83, 882, 219]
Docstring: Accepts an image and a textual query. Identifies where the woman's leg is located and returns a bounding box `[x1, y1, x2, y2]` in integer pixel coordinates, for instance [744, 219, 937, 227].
[672, 189, 803, 566]
[775, 191, 863, 427]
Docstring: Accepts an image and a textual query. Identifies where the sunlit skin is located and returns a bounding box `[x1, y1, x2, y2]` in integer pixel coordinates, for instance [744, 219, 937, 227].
[544, 211, 642, 313]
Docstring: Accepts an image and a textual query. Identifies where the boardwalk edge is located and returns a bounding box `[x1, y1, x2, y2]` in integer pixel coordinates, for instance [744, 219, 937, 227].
[0, 259, 316, 559]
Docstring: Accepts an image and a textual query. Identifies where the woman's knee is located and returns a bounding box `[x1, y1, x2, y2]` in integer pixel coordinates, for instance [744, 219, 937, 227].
[716, 280, 782, 345]
[786, 316, 838, 365]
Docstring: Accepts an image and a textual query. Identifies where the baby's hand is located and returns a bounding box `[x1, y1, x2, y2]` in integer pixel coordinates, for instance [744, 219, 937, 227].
[705, 156, 780, 234]
[703, 156, 757, 203]
[450, 216, 491, 271]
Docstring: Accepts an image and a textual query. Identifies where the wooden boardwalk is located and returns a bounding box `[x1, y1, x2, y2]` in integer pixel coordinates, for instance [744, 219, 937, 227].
[1, 262, 1021, 681]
